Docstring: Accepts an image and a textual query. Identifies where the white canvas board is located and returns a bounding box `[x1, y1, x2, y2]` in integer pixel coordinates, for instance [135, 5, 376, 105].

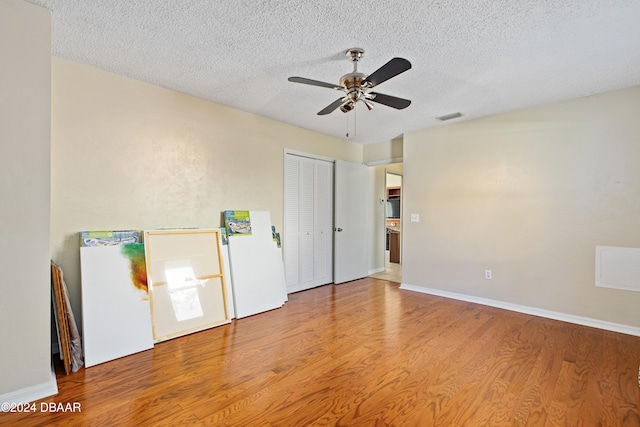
[145, 229, 230, 342]
[219, 238, 236, 319]
[227, 211, 287, 318]
[80, 245, 154, 367]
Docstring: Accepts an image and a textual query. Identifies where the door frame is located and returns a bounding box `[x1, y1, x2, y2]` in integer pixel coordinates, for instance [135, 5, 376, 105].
[385, 171, 403, 265]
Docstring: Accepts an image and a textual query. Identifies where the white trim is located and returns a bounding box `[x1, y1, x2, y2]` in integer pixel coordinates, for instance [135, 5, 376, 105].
[365, 157, 403, 166]
[368, 267, 385, 275]
[400, 283, 640, 337]
[284, 148, 335, 163]
[0, 364, 58, 405]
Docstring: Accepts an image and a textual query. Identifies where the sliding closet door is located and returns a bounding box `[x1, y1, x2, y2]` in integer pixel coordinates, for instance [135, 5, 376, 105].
[284, 153, 333, 293]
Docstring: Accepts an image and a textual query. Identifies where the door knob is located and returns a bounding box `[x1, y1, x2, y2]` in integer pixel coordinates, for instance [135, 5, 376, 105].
[334, 227, 343, 232]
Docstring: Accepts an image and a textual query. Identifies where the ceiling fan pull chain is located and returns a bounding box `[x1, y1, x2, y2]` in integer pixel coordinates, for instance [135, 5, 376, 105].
[346, 110, 349, 138]
[354, 106, 357, 137]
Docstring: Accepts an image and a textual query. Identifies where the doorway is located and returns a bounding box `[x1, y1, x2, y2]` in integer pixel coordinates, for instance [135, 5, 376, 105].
[370, 169, 402, 282]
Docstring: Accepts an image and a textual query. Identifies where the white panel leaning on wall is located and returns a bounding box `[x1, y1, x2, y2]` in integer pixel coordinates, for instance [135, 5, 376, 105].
[225, 210, 288, 318]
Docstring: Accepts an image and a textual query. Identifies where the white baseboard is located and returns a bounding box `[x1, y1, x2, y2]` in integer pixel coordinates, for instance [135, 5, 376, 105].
[0, 363, 58, 405]
[368, 267, 385, 275]
[400, 283, 640, 337]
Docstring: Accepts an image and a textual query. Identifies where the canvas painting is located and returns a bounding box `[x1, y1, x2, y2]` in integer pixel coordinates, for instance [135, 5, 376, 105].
[80, 243, 154, 367]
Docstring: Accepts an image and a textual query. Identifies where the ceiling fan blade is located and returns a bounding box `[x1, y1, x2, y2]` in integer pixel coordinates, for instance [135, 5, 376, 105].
[317, 98, 345, 115]
[288, 76, 342, 90]
[369, 92, 411, 110]
[362, 58, 411, 88]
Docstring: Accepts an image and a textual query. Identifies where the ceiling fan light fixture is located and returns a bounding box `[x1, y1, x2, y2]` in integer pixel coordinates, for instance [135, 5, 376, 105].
[340, 101, 355, 113]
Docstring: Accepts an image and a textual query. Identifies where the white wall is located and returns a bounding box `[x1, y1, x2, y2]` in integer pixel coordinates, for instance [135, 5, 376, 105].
[402, 86, 640, 329]
[0, 0, 55, 399]
[50, 58, 363, 331]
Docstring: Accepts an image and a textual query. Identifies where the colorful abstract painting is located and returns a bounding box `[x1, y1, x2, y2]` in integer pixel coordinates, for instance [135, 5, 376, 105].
[121, 243, 148, 293]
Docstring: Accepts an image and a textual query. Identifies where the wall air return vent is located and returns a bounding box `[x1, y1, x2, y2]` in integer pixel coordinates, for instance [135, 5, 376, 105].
[596, 246, 640, 292]
[436, 112, 463, 121]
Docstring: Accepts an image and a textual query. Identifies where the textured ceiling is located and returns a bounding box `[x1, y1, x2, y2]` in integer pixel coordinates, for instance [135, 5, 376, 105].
[27, 0, 640, 144]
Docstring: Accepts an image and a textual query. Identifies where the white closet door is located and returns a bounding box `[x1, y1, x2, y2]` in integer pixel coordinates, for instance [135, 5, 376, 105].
[298, 157, 315, 286]
[312, 160, 333, 285]
[284, 155, 300, 292]
[284, 154, 334, 293]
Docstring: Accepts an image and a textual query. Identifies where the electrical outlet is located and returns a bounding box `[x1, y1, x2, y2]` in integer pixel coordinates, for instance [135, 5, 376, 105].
[485, 269, 492, 280]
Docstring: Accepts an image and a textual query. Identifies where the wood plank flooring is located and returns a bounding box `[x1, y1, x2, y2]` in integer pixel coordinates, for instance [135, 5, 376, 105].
[2, 278, 640, 426]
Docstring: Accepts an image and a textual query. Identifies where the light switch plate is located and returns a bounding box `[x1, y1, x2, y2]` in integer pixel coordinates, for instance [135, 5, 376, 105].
[410, 213, 419, 222]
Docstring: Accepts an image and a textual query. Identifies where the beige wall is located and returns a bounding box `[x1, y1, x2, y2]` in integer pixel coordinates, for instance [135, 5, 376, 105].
[363, 137, 403, 165]
[51, 58, 362, 330]
[403, 86, 640, 327]
[0, 0, 52, 397]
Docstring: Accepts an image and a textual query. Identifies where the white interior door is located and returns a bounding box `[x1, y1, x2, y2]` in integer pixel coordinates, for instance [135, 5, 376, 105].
[334, 160, 369, 284]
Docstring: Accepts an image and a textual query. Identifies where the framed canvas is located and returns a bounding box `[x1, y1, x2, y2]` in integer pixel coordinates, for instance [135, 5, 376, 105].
[144, 229, 230, 342]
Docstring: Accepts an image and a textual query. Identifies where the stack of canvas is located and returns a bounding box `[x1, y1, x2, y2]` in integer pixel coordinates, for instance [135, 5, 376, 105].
[79, 228, 232, 367]
[78, 216, 287, 368]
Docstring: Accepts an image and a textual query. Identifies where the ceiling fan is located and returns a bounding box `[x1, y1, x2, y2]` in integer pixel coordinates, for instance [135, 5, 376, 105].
[288, 48, 412, 115]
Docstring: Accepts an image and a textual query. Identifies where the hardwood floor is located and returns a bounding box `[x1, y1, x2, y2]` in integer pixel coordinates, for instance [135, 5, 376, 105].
[2, 278, 640, 426]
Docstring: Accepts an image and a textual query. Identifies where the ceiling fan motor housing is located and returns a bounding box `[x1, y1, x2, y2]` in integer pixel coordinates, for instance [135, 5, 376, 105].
[340, 72, 366, 103]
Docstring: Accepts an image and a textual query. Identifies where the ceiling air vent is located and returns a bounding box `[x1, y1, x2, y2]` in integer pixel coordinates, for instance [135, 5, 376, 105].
[436, 112, 463, 121]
